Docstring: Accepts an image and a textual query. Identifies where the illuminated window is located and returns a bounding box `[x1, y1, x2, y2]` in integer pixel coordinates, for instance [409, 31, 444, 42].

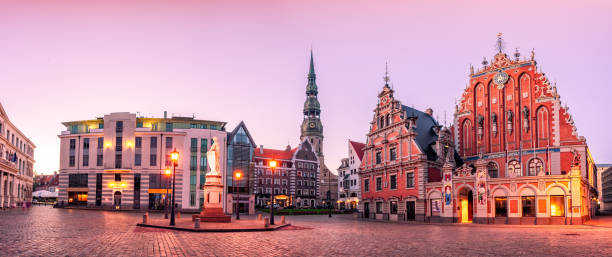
[550, 196, 565, 217]
[494, 197, 507, 217]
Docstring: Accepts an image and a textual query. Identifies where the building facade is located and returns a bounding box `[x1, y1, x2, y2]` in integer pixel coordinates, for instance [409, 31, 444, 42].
[58, 112, 227, 212]
[225, 121, 256, 215]
[358, 70, 459, 221]
[424, 35, 598, 224]
[0, 103, 35, 208]
[337, 140, 364, 210]
[253, 141, 320, 208]
[599, 164, 612, 212]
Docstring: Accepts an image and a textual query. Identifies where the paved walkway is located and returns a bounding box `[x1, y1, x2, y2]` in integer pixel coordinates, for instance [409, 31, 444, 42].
[1, 206, 612, 256]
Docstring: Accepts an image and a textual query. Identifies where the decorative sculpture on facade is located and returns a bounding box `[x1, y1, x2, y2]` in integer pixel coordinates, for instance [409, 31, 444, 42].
[522, 106, 530, 132]
[507, 110, 514, 134]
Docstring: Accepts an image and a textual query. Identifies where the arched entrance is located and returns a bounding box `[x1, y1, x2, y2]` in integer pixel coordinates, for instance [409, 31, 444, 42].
[114, 191, 122, 209]
[458, 187, 473, 223]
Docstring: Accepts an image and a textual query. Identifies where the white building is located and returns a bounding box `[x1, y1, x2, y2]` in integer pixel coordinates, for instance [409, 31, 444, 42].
[0, 102, 35, 208]
[57, 112, 227, 212]
[337, 140, 364, 210]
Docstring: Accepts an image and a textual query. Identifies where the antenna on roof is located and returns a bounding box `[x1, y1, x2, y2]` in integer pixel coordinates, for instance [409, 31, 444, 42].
[444, 111, 447, 127]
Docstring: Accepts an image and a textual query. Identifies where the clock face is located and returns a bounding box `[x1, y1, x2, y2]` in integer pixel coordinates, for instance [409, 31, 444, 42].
[493, 71, 509, 89]
[309, 122, 316, 128]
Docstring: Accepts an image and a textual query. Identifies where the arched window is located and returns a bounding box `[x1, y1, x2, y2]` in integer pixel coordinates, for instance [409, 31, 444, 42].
[508, 160, 521, 177]
[380, 116, 384, 128]
[462, 119, 473, 156]
[536, 107, 550, 147]
[487, 162, 499, 178]
[386, 114, 390, 126]
[528, 158, 544, 176]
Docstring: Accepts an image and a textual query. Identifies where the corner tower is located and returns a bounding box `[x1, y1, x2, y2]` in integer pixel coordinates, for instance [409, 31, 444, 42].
[300, 50, 324, 157]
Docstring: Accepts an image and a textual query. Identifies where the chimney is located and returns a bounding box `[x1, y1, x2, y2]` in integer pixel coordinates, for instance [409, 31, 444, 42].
[259, 145, 264, 154]
[163, 111, 167, 119]
[425, 108, 433, 116]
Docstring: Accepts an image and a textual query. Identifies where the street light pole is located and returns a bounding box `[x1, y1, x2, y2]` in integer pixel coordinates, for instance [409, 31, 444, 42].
[170, 148, 179, 226]
[328, 170, 332, 218]
[164, 169, 170, 219]
[269, 160, 277, 225]
[235, 170, 242, 220]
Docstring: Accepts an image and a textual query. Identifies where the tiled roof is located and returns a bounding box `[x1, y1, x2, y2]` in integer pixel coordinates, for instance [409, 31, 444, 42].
[253, 147, 296, 160]
[349, 140, 365, 161]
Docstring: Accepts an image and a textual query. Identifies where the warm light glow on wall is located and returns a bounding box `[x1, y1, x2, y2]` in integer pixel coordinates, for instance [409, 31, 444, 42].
[121, 182, 126, 187]
[109, 183, 115, 188]
[126, 141, 133, 148]
[105, 142, 112, 148]
[143, 122, 152, 128]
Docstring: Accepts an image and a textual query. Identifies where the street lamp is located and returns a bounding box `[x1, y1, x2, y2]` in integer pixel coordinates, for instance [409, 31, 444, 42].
[234, 170, 243, 220]
[164, 168, 171, 219]
[170, 148, 179, 226]
[328, 170, 332, 218]
[269, 160, 277, 225]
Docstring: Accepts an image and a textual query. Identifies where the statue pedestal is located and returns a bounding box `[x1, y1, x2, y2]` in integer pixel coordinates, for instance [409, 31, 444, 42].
[192, 174, 231, 223]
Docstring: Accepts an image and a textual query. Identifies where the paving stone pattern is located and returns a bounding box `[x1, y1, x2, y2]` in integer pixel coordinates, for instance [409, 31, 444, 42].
[1, 206, 612, 256]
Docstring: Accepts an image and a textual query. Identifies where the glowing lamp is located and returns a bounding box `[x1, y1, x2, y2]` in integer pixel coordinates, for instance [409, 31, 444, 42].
[269, 160, 277, 168]
[171, 150, 179, 162]
[109, 183, 115, 188]
[121, 182, 126, 187]
[126, 141, 133, 148]
[234, 170, 242, 179]
[165, 169, 172, 175]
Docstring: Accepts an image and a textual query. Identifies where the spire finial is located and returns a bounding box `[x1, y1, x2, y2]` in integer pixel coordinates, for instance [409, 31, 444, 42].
[496, 32, 505, 53]
[383, 62, 390, 85]
[309, 48, 315, 76]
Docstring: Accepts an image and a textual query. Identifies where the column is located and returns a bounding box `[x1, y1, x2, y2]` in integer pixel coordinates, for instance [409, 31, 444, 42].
[0, 171, 4, 208]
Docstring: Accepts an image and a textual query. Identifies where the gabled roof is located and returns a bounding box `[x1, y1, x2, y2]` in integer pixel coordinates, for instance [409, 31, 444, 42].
[253, 147, 297, 161]
[227, 121, 257, 147]
[349, 140, 365, 161]
[401, 105, 439, 154]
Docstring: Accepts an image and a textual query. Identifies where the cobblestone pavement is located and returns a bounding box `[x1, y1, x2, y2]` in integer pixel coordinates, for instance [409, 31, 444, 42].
[1, 206, 612, 256]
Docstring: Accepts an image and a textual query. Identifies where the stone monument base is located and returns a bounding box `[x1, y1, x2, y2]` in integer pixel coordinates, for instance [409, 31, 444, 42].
[192, 173, 231, 223]
[192, 208, 231, 222]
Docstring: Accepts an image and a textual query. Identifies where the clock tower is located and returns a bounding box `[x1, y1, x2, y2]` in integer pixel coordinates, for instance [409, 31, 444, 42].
[300, 50, 324, 157]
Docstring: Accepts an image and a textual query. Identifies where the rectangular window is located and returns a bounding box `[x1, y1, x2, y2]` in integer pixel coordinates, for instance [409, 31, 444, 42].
[150, 154, 157, 166]
[521, 196, 535, 217]
[166, 137, 173, 149]
[115, 153, 122, 168]
[190, 138, 197, 153]
[68, 174, 88, 187]
[376, 151, 382, 164]
[200, 156, 207, 171]
[165, 122, 173, 132]
[136, 121, 143, 128]
[550, 196, 565, 217]
[190, 156, 197, 171]
[390, 201, 398, 214]
[135, 137, 142, 148]
[406, 172, 414, 188]
[115, 137, 122, 151]
[150, 137, 157, 148]
[82, 138, 89, 167]
[82, 154, 89, 167]
[97, 137, 103, 149]
[201, 138, 208, 153]
[116, 121, 123, 133]
[133, 174, 141, 209]
[97, 154, 103, 166]
[115, 173, 121, 181]
[376, 202, 383, 213]
[390, 174, 397, 190]
[69, 139, 76, 167]
[83, 138, 90, 149]
[190, 192, 196, 206]
[390, 148, 397, 161]
[495, 197, 508, 217]
[364, 179, 370, 192]
[135, 153, 141, 166]
[190, 175, 197, 185]
[376, 177, 382, 191]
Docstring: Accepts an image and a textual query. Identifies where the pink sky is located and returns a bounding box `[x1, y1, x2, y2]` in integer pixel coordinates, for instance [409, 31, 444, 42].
[1, 0, 611, 174]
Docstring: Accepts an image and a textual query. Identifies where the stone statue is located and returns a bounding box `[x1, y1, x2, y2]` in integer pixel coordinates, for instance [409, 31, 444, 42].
[206, 136, 221, 176]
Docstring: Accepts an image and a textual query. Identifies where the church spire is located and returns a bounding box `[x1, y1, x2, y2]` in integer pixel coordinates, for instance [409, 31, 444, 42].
[309, 49, 315, 77]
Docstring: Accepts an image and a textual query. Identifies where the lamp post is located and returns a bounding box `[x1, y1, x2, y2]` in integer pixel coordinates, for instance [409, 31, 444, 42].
[328, 170, 332, 218]
[164, 168, 171, 219]
[170, 148, 179, 226]
[234, 170, 242, 220]
[269, 160, 277, 225]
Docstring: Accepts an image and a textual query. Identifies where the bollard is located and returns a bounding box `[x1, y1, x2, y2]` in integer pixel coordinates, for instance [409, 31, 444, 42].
[281, 216, 285, 224]
[143, 214, 149, 224]
[194, 218, 201, 229]
[177, 212, 181, 219]
[257, 214, 262, 220]
[264, 218, 270, 228]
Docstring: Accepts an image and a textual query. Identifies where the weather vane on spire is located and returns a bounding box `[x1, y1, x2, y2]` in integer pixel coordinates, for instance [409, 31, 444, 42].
[383, 62, 390, 85]
[496, 32, 505, 53]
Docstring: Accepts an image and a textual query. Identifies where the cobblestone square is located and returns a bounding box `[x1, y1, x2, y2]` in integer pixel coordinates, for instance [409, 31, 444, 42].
[1, 206, 612, 256]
